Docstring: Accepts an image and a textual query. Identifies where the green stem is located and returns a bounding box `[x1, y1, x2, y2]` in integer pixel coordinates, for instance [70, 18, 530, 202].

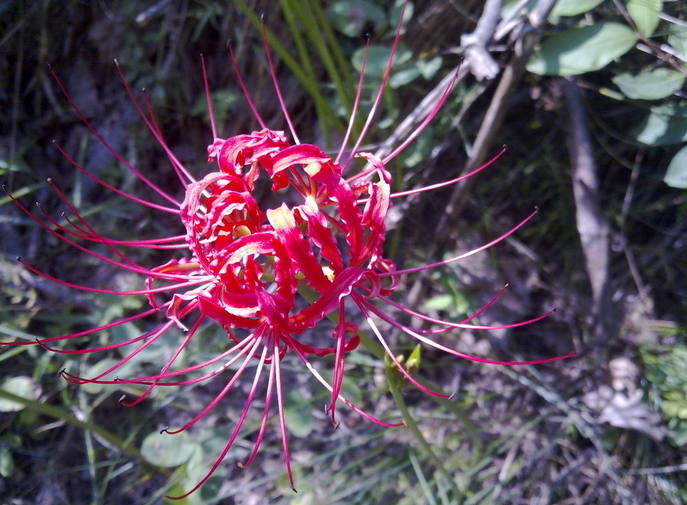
[437, 396, 484, 459]
[385, 367, 464, 501]
[0, 387, 170, 476]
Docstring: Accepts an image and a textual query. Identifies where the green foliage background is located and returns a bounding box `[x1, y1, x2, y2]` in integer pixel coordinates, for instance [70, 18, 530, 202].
[1, 1, 686, 504]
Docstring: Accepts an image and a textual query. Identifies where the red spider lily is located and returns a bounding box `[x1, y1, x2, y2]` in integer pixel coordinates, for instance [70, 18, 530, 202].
[2, 5, 575, 499]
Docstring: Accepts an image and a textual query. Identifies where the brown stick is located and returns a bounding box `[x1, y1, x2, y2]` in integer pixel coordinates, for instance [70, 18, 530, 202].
[564, 78, 614, 338]
[435, 0, 557, 247]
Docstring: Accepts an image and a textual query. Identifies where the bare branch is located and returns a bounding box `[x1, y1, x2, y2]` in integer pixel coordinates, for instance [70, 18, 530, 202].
[564, 78, 615, 338]
[435, 0, 557, 247]
[461, 0, 503, 81]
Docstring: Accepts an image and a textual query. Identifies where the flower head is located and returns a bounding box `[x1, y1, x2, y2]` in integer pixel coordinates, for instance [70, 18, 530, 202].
[3, 4, 574, 498]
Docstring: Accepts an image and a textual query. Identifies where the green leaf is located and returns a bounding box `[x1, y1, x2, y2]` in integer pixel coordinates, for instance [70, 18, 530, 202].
[351, 44, 411, 78]
[390, 0, 414, 29]
[0, 447, 14, 478]
[612, 68, 685, 100]
[141, 430, 198, 468]
[389, 65, 420, 88]
[668, 24, 687, 61]
[549, 0, 604, 22]
[527, 23, 637, 75]
[417, 56, 443, 80]
[328, 0, 387, 38]
[422, 291, 469, 315]
[664, 145, 687, 188]
[191, 89, 238, 125]
[634, 102, 687, 145]
[422, 294, 455, 311]
[0, 377, 40, 412]
[284, 391, 314, 438]
[626, 0, 662, 37]
[669, 418, 687, 445]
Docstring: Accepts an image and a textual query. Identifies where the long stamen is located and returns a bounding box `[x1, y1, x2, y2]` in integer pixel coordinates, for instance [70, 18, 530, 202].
[11, 193, 190, 282]
[227, 42, 267, 129]
[0, 304, 167, 346]
[328, 299, 348, 424]
[273, 331, 295, 490]
[284, 333, 403, 428]
[381, 66, 460, 165]
[167, 333, 269, 500]
[354, 295, 450, 399]
[378, 291, 555, 332]
[49, 65, 182, 207]
[462, 283, 510, 323]
[238, 339, 276, 469]
[164, 329, 264, 434]
[45, 178, 139, 267]
[40, 326, 161, 355]
[17, 257, 210, 296]
[200, 54, 218, 140]
[363, 299, 577, 365]
[140, 88, 196, 186]
[113, 61, 197, 187]
[57, 213, 187, 249]
[335, 36, 371, 165]
[344, 1, 407, 168]
[261, 21, 300, 144]
[382, 209, 538, 277]
[127, 314, 206, 406]
[52, 141, 180, 214]
[63, 332, 256, 386]
[389, 147, 507, 199]
[68, 319, 178, 387]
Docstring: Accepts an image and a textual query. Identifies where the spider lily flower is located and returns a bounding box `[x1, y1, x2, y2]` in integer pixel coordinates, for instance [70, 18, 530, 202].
[2, 4, 575, 499]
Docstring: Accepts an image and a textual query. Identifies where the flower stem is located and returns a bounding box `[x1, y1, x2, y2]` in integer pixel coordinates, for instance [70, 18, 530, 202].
[385, 366, 464, 501]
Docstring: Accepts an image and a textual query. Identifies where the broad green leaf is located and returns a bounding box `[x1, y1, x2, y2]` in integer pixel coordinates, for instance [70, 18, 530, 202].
[284, 391, 314, 438]
[0, 377, 40, 412]
[191, 89, 238, 125]
[0, 447, 14, 478]
[422, 291, 469, 315]
[612, 68, 685, 100]
[328, 0, 387, 37]
[0, 448, 13, 479]
[549, 0, 604, 23]
[423, 293, 455, 312]
[668, 24, 687, 61]
[322, 368, 363, 405]
[664, 145, 687, 188]
[627, 0, 662, 37]
[527, 23, 637, 75]
[351, 44, 411, 78]
[163, 483, 193, 505]
[390, 0, 414, 29]
[417, 56, 443, 80]
[141, 429, 198, 468]
[634, 103, 687, 145]
[669, 419, 687, 445]
[389, 65, 420, 88]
